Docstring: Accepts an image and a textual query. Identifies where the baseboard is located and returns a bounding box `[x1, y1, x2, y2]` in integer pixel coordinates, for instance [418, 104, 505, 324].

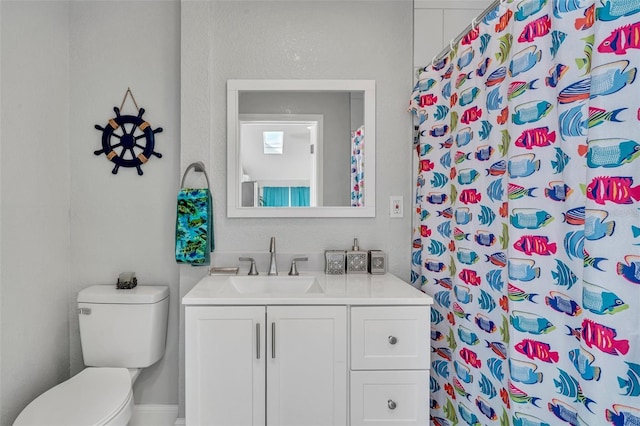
[128, 404, 179, 426]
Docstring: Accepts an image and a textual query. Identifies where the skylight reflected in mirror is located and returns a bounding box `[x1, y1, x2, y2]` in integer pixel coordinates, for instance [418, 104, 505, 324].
[263, 131, 284, 155]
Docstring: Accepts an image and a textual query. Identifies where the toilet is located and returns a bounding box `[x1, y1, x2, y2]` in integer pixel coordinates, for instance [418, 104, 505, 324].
[14, 285, 169, 426]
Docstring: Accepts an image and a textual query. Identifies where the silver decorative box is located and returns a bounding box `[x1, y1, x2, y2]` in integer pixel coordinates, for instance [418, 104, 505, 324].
[325, 250, 346, 274]
[368, 250, 386, 274]
[346, 252, 368, 274]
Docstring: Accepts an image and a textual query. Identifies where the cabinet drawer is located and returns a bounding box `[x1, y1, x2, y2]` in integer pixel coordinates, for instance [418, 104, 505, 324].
[351, 306, 429, 370]
[350, 370, 428, 426]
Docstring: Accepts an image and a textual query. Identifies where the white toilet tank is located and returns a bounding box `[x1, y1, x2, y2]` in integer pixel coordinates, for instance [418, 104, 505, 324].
[78, 285, 169, 368]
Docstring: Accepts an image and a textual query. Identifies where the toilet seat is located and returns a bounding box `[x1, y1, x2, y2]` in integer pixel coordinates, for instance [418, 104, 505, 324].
[13, 367, 133, 426]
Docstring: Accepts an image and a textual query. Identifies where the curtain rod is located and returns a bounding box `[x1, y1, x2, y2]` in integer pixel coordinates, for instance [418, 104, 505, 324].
[426, 0, 502, 68]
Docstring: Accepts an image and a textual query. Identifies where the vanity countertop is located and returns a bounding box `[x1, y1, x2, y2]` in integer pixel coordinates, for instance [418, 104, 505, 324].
[182, 272, 433, 306]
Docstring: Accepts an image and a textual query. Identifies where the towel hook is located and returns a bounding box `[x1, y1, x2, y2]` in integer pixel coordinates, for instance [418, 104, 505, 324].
[181, 161, 211, 189]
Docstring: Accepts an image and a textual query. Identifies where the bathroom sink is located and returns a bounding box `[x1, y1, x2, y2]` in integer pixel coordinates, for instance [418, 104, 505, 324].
[222, 275, 324, 295]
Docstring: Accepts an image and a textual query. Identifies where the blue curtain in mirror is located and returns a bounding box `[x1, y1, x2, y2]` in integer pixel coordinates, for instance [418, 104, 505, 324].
[291, 187, 310, 207]
[262, 187, 289, 207]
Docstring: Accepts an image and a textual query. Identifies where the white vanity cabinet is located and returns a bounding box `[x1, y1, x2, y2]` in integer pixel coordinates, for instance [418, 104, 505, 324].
[349, 306, 430, 426]
[183, 272, 434, 426]
[185, 305, 347, 426]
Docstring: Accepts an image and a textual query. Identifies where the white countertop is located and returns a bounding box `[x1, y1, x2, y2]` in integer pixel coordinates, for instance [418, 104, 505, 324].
[182, 272, 434, 306]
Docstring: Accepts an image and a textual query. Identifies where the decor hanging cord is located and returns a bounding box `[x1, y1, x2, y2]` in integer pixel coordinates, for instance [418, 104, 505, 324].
[424, 0, 502, 69]
[120, 87, 139, 111]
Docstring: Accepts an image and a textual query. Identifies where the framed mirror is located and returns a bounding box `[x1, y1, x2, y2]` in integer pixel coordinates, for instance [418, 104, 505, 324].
[227, 79, 376, 218]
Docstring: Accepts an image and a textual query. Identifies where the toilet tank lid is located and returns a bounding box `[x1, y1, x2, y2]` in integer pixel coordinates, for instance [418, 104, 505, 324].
[78, 285, 169, 304]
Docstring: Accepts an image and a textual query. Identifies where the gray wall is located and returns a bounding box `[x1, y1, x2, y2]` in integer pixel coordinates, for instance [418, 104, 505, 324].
[180, 0, 415, 417]
[67, 0, 180, 406]
[0, 1, 181, 424]
[1, 3, 70, 424]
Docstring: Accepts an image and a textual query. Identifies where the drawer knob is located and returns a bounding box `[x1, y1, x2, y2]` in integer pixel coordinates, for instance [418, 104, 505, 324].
[388, 335, 398, 345]
[388, 399, 397, 410]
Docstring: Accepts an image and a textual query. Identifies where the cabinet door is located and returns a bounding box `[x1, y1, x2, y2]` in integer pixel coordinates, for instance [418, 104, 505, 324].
[186, 306, 265, 426]
[266, 306, 347, 426]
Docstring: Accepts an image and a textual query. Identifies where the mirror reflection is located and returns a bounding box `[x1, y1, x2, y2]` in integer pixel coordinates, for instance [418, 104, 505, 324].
[238, 91, 364, 208]
[227, 80, 376, 218]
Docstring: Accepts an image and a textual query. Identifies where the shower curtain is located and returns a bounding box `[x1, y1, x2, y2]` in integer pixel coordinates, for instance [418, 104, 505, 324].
[410, 1, 640, 424]
[351, 125, 365, 207]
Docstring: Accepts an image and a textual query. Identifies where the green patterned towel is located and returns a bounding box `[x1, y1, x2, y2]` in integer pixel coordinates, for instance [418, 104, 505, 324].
[175, 188, 214, 265]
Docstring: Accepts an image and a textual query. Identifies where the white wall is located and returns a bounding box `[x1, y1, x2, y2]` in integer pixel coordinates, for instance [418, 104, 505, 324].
[67, 0, 180, 405]
[0, 2, 71, 424]
[241, 122, 314, 181]
[414, 0, 494, 72]
[180, 0, 415, 417]
[0, 2, 181, 424]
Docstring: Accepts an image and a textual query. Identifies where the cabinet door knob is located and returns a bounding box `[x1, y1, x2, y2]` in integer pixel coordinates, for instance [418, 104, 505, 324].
[388, 399, 397, 410]
[388, 335, 398, 345]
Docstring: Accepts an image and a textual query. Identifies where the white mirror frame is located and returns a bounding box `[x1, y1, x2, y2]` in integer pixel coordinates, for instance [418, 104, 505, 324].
[227, 79, 376, 218]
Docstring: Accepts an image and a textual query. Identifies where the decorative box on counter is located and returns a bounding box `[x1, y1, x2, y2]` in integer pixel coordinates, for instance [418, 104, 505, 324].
[368, 250, 387, 274]
[325, 250, 346, 274]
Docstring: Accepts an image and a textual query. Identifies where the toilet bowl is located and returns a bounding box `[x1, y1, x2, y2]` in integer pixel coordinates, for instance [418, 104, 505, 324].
[13, 285, 169, 426]
[13, 368, 134, 426]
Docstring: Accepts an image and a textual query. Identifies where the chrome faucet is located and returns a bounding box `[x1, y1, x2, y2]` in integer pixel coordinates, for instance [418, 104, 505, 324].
[239, 257, 259, 275]
[288, 257, 308, 276]
[268, 237, 278, 275]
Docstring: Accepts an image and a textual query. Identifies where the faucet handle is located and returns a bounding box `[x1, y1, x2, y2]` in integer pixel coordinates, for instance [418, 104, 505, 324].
[239, 257, 259, 275]
[288, 257, 308, 276]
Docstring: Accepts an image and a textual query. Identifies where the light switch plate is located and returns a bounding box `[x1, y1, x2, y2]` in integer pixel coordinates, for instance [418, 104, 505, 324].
[390, 196, 403, 218]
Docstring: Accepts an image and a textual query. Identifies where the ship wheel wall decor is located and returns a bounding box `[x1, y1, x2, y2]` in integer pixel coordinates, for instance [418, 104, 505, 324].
[94, 106, 163, 175]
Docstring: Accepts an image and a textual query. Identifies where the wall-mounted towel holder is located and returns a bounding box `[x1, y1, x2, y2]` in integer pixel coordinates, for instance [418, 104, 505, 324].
[176, 161, 215, 265]
[181, 162, 210, 189]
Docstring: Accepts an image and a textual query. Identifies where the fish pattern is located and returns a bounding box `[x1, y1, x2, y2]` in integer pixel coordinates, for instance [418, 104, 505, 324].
[409, 1, 639, 424]
[350, 126, 364, 206]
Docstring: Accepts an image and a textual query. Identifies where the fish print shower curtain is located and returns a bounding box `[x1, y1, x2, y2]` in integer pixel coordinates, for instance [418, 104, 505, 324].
[410, 0, 640, 424]
[351, 125, 365, 206]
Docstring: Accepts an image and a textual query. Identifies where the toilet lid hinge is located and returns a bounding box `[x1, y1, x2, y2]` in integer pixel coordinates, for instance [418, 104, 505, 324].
[77, 307, 92, 315]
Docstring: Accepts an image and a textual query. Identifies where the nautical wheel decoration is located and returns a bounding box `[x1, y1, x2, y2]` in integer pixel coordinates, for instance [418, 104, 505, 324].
[94, 88, 163, 175]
